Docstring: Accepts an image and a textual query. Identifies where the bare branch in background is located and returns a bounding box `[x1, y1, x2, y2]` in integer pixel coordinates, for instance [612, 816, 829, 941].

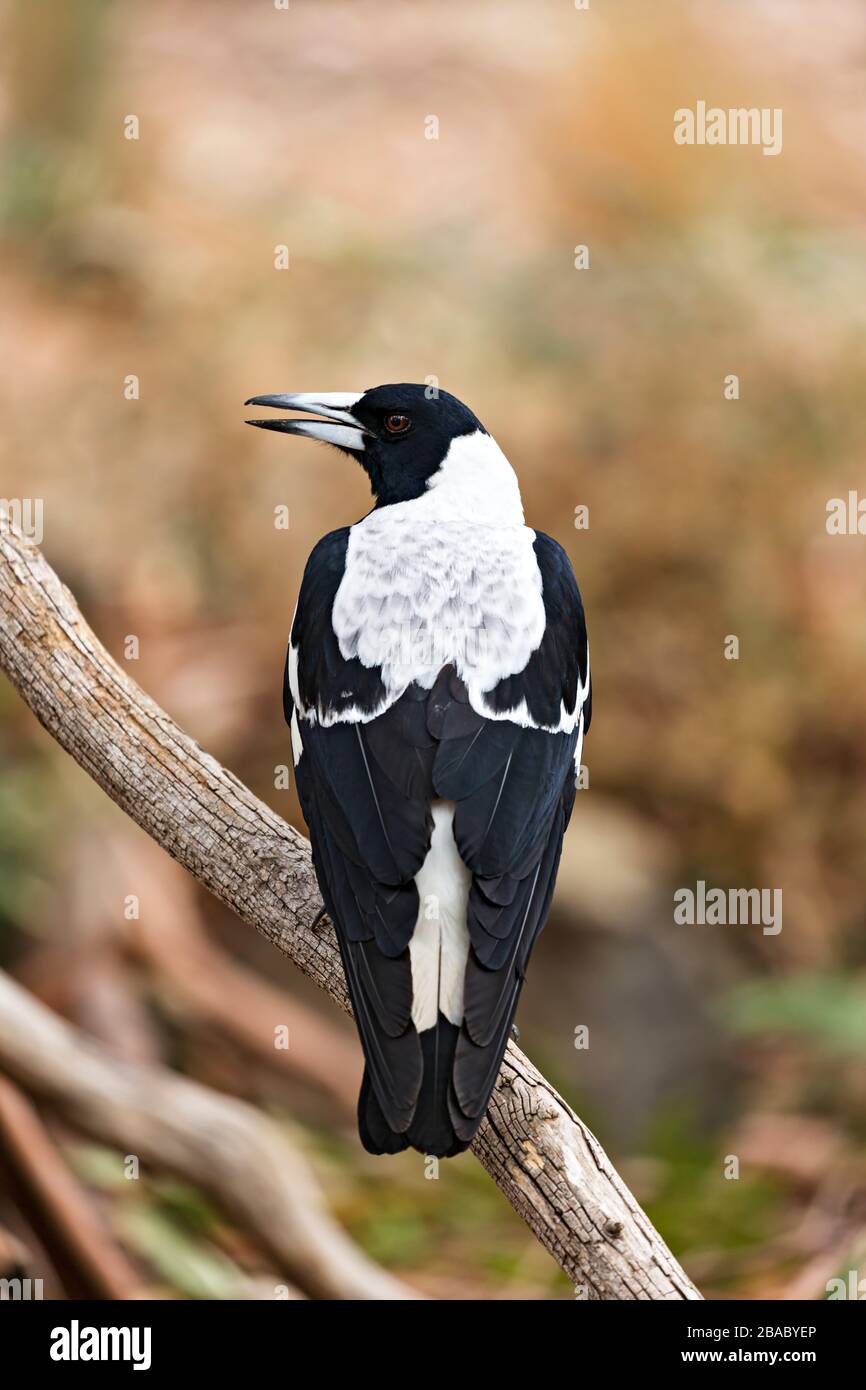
[0, 1223, 37, 1280]
[110, 833, 362, 1117]
[0, 970, 417, 1300]
[0, 522, 701, 1300]
[0, 1075, 145, 1299]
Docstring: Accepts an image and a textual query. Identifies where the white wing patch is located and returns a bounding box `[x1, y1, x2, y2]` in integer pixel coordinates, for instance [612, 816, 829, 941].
[287, 638, 303, 713]
[290, 708, 303, 767]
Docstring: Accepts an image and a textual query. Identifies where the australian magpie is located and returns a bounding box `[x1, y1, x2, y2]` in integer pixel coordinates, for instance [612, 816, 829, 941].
[245, 384, 591, 1158]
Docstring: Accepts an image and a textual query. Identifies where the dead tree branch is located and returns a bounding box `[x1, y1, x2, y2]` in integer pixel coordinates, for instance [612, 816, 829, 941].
[111, 832, 362, 1116]
[0, 1075, 146, 1299]
[0, 970, 417, 1300]
[0, 521, 700, 1300]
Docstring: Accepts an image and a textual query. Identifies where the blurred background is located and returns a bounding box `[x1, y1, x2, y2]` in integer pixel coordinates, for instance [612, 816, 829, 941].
[1, 0, 865, 1300]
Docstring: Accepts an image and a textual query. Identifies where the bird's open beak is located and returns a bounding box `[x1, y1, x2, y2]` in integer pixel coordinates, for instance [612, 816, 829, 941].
[244, 392, 369, 452]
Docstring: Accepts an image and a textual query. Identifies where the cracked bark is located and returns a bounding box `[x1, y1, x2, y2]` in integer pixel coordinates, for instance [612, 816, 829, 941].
[0, 520, 701, 1300]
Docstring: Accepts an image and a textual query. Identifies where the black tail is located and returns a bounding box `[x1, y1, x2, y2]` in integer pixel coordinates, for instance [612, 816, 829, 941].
[357, 1068, 410, 1155]
[358, 1014, 471, 1158]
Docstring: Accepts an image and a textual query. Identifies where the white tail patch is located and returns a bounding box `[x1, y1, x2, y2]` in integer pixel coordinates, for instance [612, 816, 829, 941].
[410, 801, 470, 1031]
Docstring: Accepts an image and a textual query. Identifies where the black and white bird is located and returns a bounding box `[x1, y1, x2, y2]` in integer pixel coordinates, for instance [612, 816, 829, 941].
[245, 385, 591, 1157]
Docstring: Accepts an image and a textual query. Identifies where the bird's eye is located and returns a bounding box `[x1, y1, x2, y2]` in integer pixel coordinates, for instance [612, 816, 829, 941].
[383, 413, 411, 434]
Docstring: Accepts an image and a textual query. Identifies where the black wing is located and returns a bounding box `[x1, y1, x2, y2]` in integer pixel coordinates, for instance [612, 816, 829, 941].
[286, 528, 590, 1156]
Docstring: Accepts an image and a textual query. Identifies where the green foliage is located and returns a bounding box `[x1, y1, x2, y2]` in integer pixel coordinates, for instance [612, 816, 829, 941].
[68, 1143, 251, 1299]
[317, 1132, 570, 1294]
[118, 1206, 245, 1301]
[643, 1107, 788, 1278]
[723, 974, 866, 1056]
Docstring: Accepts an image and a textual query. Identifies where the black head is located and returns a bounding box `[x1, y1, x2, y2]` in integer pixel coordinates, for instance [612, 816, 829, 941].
[245, 383, 487, 505]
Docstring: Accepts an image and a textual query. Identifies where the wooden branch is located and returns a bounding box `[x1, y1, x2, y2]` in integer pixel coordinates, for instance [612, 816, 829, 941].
[0, 521, 701, 1300]
[110, 832, 362, 1117]
[0, 1076, 146, 1299]
[0, 970, 417, 1300]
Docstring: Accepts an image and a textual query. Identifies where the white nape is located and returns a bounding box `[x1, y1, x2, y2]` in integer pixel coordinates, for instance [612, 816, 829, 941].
[330, 429, 551, 725]
[423, 428, 526, 527]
